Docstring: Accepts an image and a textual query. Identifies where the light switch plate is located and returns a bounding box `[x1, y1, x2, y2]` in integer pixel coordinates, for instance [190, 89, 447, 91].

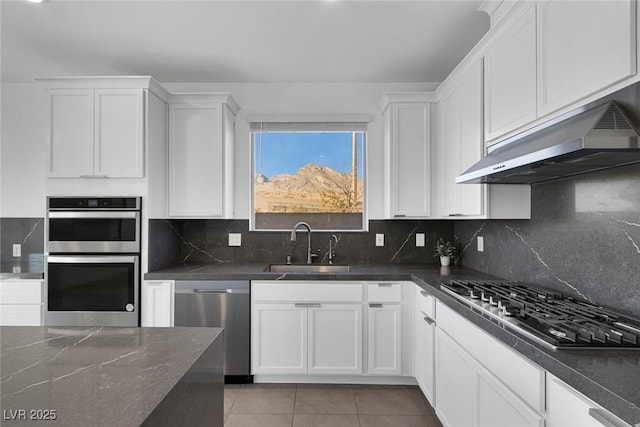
[12, 244, 21, 257]
[375, 233, 384, 247]
[228, 233, 242, 247]
[416, 233, 425, 247]
[477, 236, 484, 252]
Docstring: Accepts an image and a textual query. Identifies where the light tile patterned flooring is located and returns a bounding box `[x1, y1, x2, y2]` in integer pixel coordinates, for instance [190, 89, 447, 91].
[224, 383, 444, 427]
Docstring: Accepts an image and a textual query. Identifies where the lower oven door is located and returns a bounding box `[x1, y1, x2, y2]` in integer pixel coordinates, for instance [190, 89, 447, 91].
[45, 255, 139, 327]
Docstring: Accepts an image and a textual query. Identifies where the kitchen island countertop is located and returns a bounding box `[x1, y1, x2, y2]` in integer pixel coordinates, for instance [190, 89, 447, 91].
[146, 262, 640, 426]
[0, 326, 224, 427]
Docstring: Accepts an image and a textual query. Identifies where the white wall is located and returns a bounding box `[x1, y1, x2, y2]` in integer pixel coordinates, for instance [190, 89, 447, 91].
[0, 81, 436, 219]
[163, 82, 436, 219]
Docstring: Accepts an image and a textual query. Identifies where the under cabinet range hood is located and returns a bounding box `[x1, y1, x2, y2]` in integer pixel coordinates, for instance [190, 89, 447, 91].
[456, 101, 640, 184]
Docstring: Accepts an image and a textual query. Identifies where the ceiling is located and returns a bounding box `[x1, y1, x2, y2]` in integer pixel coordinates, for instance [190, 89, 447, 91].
[0, 0, 489, 84]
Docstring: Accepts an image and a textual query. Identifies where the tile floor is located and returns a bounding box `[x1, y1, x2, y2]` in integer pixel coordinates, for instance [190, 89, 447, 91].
[224, 383, 444, 427]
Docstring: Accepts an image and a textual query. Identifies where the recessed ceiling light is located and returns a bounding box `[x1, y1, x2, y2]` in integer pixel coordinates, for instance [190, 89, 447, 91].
[25, 0, 48, 3]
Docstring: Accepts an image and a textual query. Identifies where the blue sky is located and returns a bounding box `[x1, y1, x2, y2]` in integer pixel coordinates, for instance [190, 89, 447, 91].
[254, 132, 364, 178]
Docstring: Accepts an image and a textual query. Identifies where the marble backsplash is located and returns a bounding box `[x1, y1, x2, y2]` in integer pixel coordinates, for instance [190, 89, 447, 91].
[0, 217, 45, 276]
[0, 218, 44, 262]
[148, 219, 455, 271]
[455, 163, 640, 318]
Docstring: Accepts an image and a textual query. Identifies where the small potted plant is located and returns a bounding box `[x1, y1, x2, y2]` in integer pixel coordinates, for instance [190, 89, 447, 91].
[434, 238, 456, 266]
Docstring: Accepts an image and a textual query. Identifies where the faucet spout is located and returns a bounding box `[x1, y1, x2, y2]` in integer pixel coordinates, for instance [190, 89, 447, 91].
[290, 222, 313, 264]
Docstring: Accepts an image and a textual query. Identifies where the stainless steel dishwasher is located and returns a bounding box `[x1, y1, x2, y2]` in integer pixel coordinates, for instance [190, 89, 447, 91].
[174, 280, 252, 383]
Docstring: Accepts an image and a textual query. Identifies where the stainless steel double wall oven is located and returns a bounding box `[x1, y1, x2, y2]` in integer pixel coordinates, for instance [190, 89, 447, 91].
[45, 197, 141, 326]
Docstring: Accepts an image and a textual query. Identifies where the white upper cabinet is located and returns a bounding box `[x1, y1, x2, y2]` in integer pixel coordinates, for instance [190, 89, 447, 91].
[379, 92, 436, 218]
[437, 61, 531, 219]
[484, 3, 538, 143]
[481, 0, 637, 144]
[537, 0, 637, 116]
[438, 62, 484, 217]
[168, 94, 238, 218]
[45, 80, 145, 178]
[49, 90, 94, 177]
[94, 89, 144, 177]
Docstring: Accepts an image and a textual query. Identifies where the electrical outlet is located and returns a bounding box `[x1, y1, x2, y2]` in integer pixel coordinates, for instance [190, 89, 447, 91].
[477, 236, 484, 252]
[228, 233, 242, 247]
[375, 233, 384, 247]
[12, 244, 21, 257]
[416, 233, 425, 247]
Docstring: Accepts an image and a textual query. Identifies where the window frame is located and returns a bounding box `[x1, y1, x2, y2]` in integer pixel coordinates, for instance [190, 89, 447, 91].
[249, 119, 369, 232]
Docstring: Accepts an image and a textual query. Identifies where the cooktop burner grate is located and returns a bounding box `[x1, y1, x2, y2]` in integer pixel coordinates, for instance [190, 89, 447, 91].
[440, 280, 640, 350]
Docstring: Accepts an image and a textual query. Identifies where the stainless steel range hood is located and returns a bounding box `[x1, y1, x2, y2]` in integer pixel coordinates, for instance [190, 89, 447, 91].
[456, 101, 640, 184]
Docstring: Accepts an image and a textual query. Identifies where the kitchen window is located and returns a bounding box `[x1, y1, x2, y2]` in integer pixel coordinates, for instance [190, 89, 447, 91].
[250, 121, 366, 231]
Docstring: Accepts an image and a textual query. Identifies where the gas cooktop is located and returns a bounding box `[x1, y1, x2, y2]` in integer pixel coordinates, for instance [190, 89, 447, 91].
[441, 280, 640, 350]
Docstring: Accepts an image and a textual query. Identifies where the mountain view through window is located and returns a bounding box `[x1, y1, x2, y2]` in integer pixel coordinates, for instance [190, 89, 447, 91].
[252, 130, 365, 231]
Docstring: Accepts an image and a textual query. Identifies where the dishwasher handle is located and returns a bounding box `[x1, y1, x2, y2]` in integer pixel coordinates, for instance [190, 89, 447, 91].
[175, 288, 250, 294]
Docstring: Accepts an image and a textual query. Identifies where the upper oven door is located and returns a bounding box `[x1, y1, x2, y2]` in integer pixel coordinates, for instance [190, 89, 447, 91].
[47, 211, 140, 253]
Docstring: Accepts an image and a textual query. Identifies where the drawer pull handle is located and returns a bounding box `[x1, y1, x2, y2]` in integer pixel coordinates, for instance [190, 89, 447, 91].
[423, 316, 436, 326]
[369, 303, 383, 308]
[377, 283, 393, 287]
[420, 290, 429, 297]
[588, 408, 627, 427]
[294, 303, 321, 308]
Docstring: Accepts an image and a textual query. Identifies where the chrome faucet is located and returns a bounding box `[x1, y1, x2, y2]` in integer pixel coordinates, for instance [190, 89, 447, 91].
[328, 234, 338, 264]
[290, 222, 313, 264]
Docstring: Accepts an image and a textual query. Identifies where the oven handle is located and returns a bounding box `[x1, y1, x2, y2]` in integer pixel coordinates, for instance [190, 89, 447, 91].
[48, 211, 139, 219]
[47, 255, 138, 264]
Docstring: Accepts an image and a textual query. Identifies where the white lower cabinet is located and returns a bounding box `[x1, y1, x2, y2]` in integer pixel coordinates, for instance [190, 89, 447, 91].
[547, 376, 631, 427]
[308, 304, 362, 374]
[435, 328, 475, 427]
[435, 328, 544, 427]
[414, 287, 435, 405]
[141, 280, 174, 327]
[366, 282, 404, 375]
[367, 303, 401, 375]
[0, 280, 43, 326]
[251, 281, 363, 376]
[252, 303, 307, 374]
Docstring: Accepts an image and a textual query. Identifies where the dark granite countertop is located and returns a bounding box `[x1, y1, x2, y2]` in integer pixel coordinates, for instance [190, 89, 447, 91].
[0, 261, 45, 280]
[0, 326, 223, 426]
[146, 263, 640, 426]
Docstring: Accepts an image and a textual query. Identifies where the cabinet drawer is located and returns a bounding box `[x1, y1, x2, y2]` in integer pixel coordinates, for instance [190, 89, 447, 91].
[0, 281, 42, 304]
[367, 283, 401, 302]
[0, 304, 42, 326]
[252, 281, 363, 302]
[437, 300, 545, 412]
[415, 286, 435, 319]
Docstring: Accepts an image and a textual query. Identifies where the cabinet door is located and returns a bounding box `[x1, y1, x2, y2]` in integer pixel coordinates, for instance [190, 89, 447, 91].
[484, 4, 537, 142]
[438, 63, 484, 217]
[141, 281, 174, 327]
[476, 368, 544, 427]
[169, 103, 225, 217]
[94, 89, 144, 177]
[435, 329, 474, 427]
[308, 304, 362, 374]
[367, 303, 401, 375]
[391, 103, 432, 217]
[414, 309, 435, 405]
[49, 89, 94, 177]
[252, 303, 307, 374]
[537, 0, 636, 116]
[547, 377, 618, 427]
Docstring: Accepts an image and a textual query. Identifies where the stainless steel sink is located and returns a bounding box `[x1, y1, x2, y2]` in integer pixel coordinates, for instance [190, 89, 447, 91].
[265, 264, 351, 273]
